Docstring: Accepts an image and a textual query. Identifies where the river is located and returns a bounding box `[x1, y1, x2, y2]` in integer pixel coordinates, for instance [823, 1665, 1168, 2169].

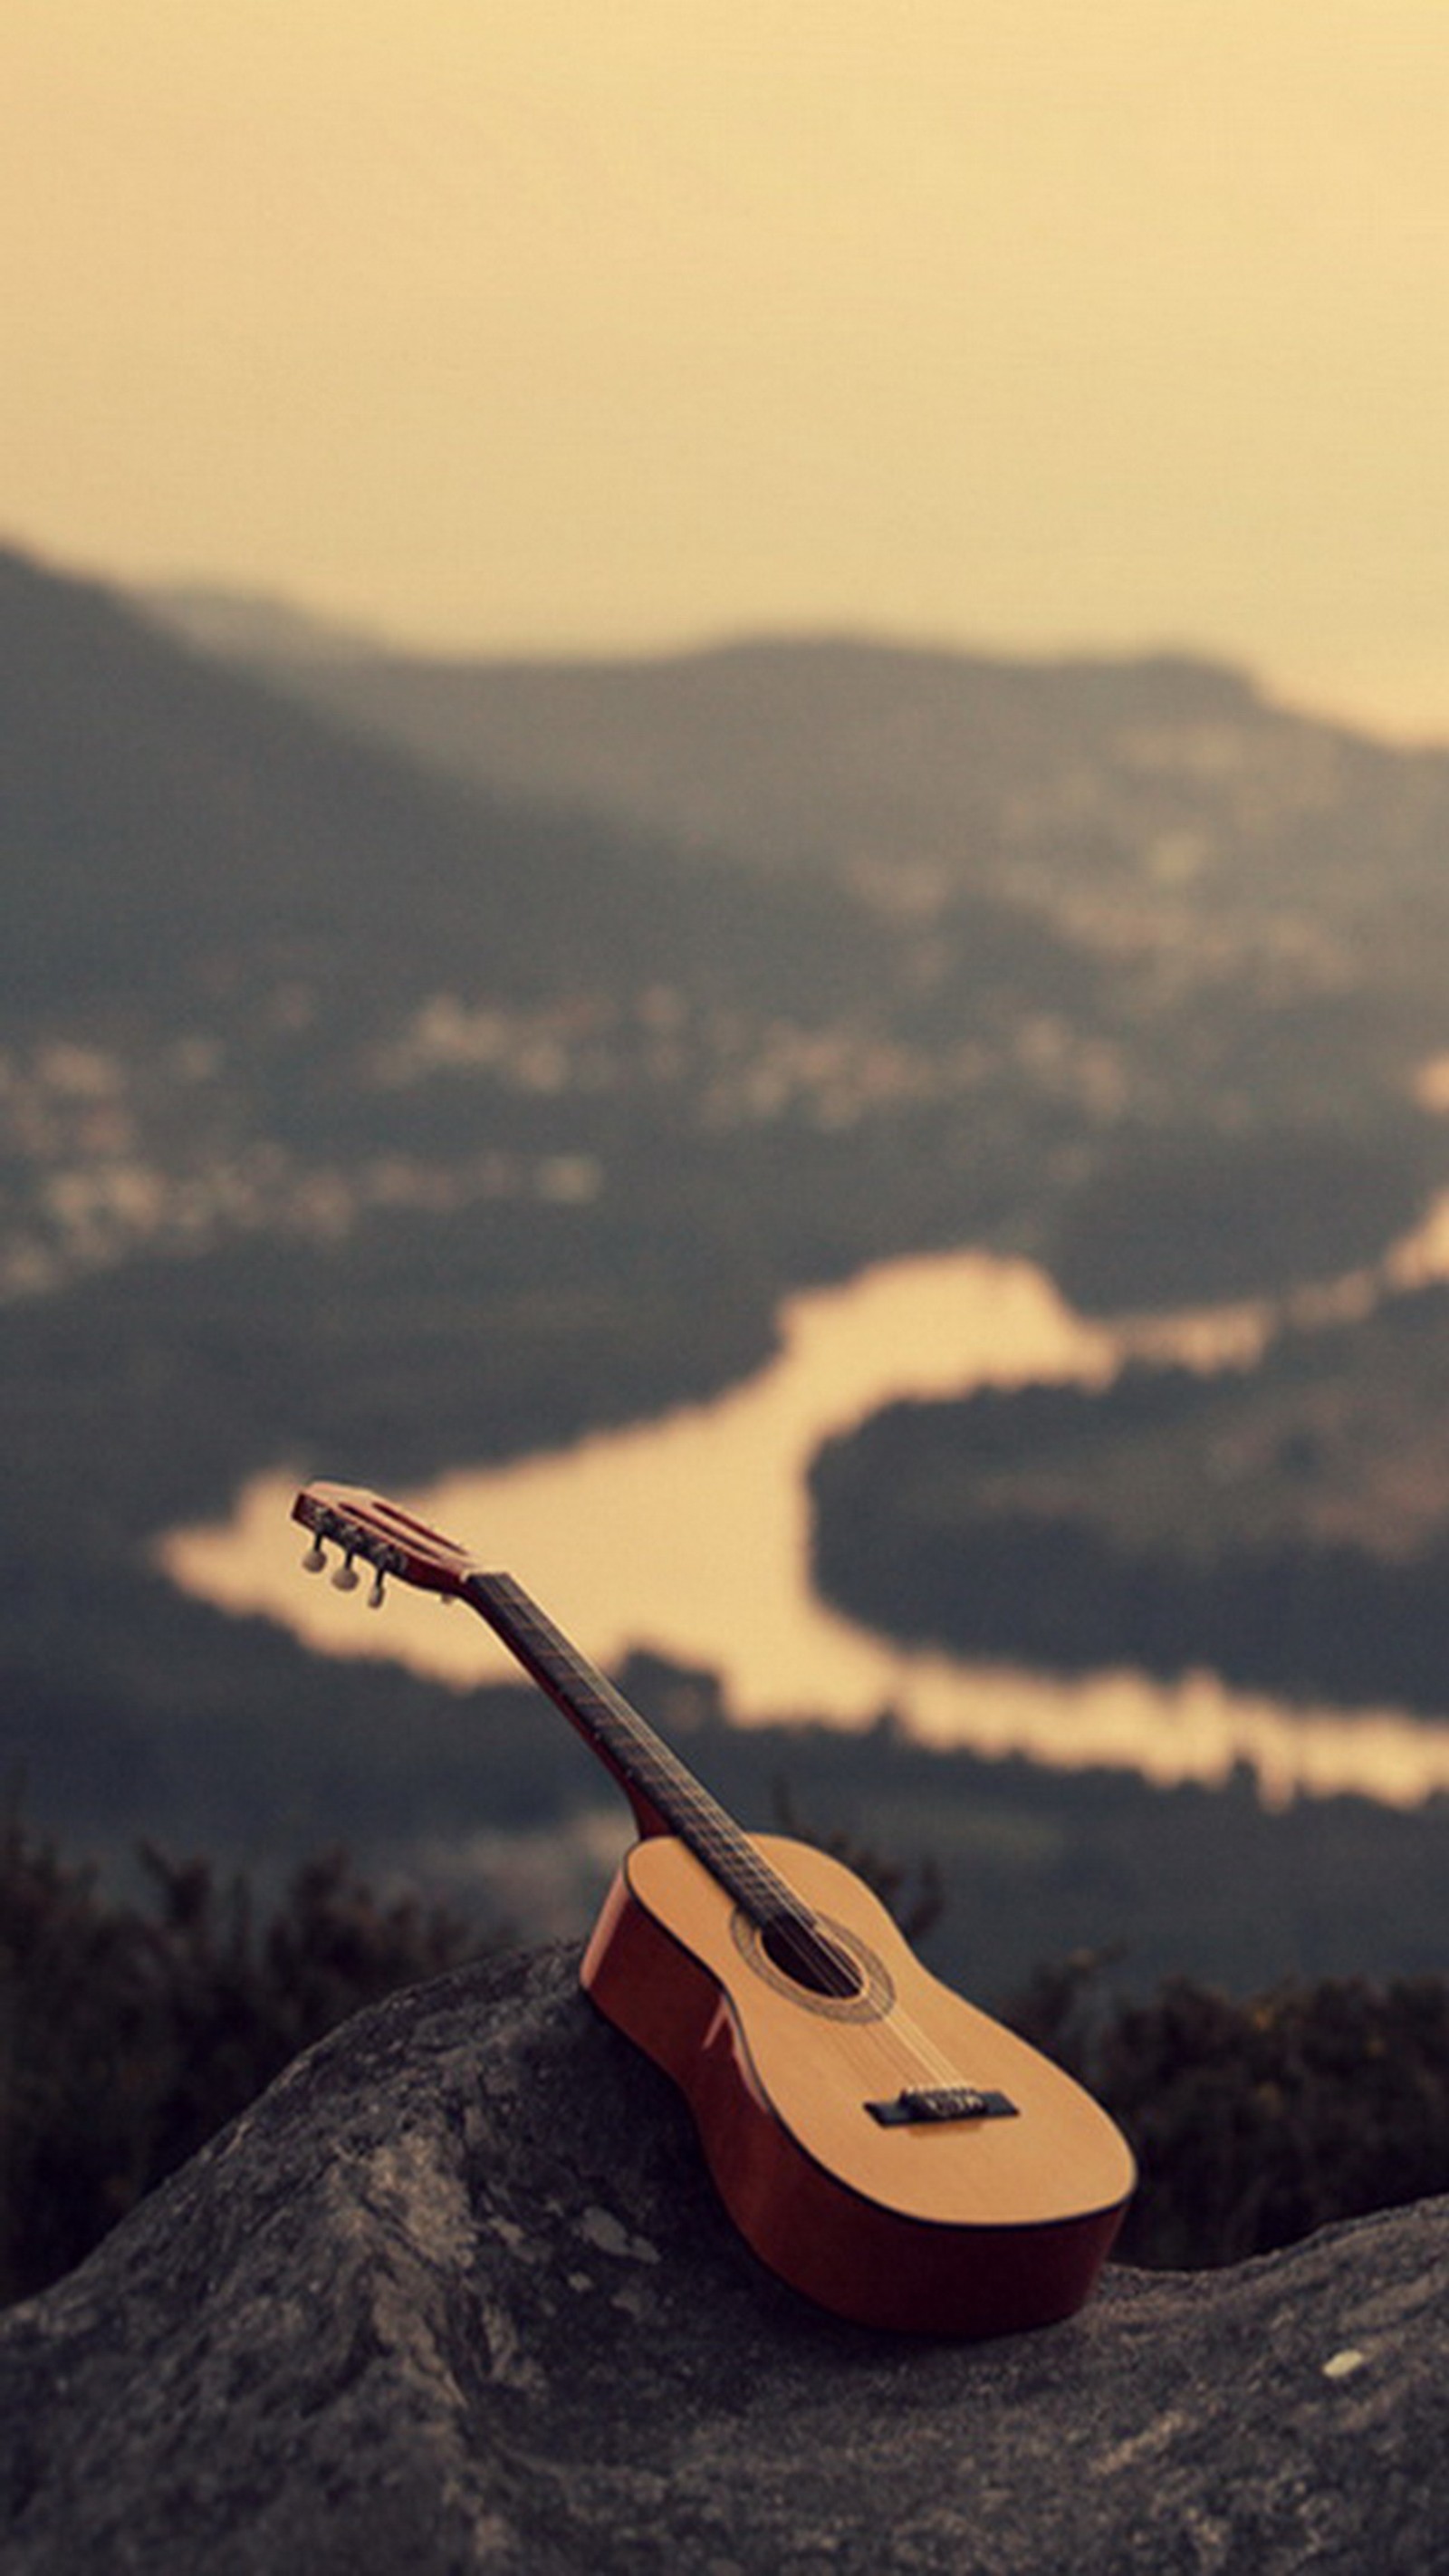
[161, 1221, 1449, 1811]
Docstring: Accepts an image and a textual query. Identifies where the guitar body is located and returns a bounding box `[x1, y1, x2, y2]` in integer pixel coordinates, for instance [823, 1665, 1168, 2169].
[583, 1832, 1135, 2338]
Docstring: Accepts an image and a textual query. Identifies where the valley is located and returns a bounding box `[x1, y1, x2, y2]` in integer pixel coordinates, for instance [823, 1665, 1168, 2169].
[6, 541, 1449, 1999]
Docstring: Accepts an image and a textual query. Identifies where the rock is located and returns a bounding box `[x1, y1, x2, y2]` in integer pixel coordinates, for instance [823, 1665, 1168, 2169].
[0, 1941, 1444, 2574]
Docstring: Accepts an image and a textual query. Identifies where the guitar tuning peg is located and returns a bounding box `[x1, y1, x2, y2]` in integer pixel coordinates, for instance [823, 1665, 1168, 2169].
[367, 1567, 388, 1610]
[302, 1538, 329, 1573]
[331, 1552, 360, 1592]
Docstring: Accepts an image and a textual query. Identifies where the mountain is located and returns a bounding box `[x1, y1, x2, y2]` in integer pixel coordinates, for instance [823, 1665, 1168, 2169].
[138, 588, 1449, 937]
[0, 546, 880, 1025]
[136, 581, 389, 665]
[12, 543, 1449, 1336]
[137, 612, 1261, 871]
[134, 580, 1449, 1221]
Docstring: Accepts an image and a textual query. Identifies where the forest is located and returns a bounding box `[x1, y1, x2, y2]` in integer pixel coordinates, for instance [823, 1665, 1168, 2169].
[809, 1277, 1449, 1710]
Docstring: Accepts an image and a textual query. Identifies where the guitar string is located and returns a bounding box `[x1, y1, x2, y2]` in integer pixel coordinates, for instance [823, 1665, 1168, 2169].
[645, 1779, 972, 2091]
[462, 1569, 973, 2094]
[476, 1579, 973, 2096]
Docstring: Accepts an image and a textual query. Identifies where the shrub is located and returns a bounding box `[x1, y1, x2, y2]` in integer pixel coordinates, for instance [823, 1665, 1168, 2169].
[0, 1817, 493, 2305]
[1006, 1954, 1449, 2267]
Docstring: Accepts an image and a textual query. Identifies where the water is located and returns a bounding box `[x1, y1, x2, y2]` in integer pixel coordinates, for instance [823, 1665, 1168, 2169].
[161, 1217, 1449, 1809]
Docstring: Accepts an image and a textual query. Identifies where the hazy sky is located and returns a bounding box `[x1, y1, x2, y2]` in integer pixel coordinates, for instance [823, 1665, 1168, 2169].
[7, 3, 1448, 732]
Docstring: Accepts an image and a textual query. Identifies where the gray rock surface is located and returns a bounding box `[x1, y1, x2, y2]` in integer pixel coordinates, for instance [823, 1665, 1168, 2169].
[0, 1940, 1443, 2574]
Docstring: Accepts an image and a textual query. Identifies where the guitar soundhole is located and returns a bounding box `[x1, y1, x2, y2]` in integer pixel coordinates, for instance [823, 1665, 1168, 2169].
[762, 1915, 864, 2000]
[734, 1908, 893, 2023]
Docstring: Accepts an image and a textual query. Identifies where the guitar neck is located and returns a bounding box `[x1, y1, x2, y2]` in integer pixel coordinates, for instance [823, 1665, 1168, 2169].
[292, 1482, 854, 1992]
[464, 1571, 795, 1929]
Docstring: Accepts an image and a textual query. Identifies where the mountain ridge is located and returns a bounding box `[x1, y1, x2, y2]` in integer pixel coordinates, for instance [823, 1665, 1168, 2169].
[138, 586, 1296, 876]
[1, 543, 886, 1024]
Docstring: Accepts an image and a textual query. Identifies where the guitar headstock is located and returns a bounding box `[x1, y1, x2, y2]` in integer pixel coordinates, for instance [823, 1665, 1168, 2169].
[292, 1481, 480, 1609]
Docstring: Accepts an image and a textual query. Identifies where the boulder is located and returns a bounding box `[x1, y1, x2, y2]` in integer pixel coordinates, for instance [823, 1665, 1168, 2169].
[0, 1940, 1443, 2573]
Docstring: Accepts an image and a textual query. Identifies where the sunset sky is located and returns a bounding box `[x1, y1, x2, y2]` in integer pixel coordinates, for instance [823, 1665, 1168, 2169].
[7, 2, 1448, 733]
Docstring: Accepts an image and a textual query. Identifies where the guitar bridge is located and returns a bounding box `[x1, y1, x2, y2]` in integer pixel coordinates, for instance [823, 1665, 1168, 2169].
[866, 2085, 1018, 2127]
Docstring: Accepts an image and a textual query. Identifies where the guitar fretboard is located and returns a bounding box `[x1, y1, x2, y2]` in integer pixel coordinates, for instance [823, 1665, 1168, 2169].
[466, 1571, 801, 1931]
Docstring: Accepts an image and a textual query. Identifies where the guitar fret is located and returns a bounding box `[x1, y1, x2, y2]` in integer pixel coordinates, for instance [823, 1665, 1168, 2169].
[466, 1572, 801, 1930]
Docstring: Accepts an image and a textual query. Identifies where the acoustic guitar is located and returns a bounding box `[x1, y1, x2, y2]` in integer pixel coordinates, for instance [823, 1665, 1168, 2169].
[293, 1479, 1135, 2336]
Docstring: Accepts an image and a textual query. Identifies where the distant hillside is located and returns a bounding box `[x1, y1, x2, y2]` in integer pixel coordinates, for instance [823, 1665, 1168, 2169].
[6, 539, 1166, 1327]
[0, 546, 880, 1024]
[809, 1275, 1449, 1711]
[136, 581, 1449, 1200]
[139, 590, 1449, 944]
[12, 543, 1447, 1322]
[140, 606, 1254, 869]
[136, 582, 389, 666]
